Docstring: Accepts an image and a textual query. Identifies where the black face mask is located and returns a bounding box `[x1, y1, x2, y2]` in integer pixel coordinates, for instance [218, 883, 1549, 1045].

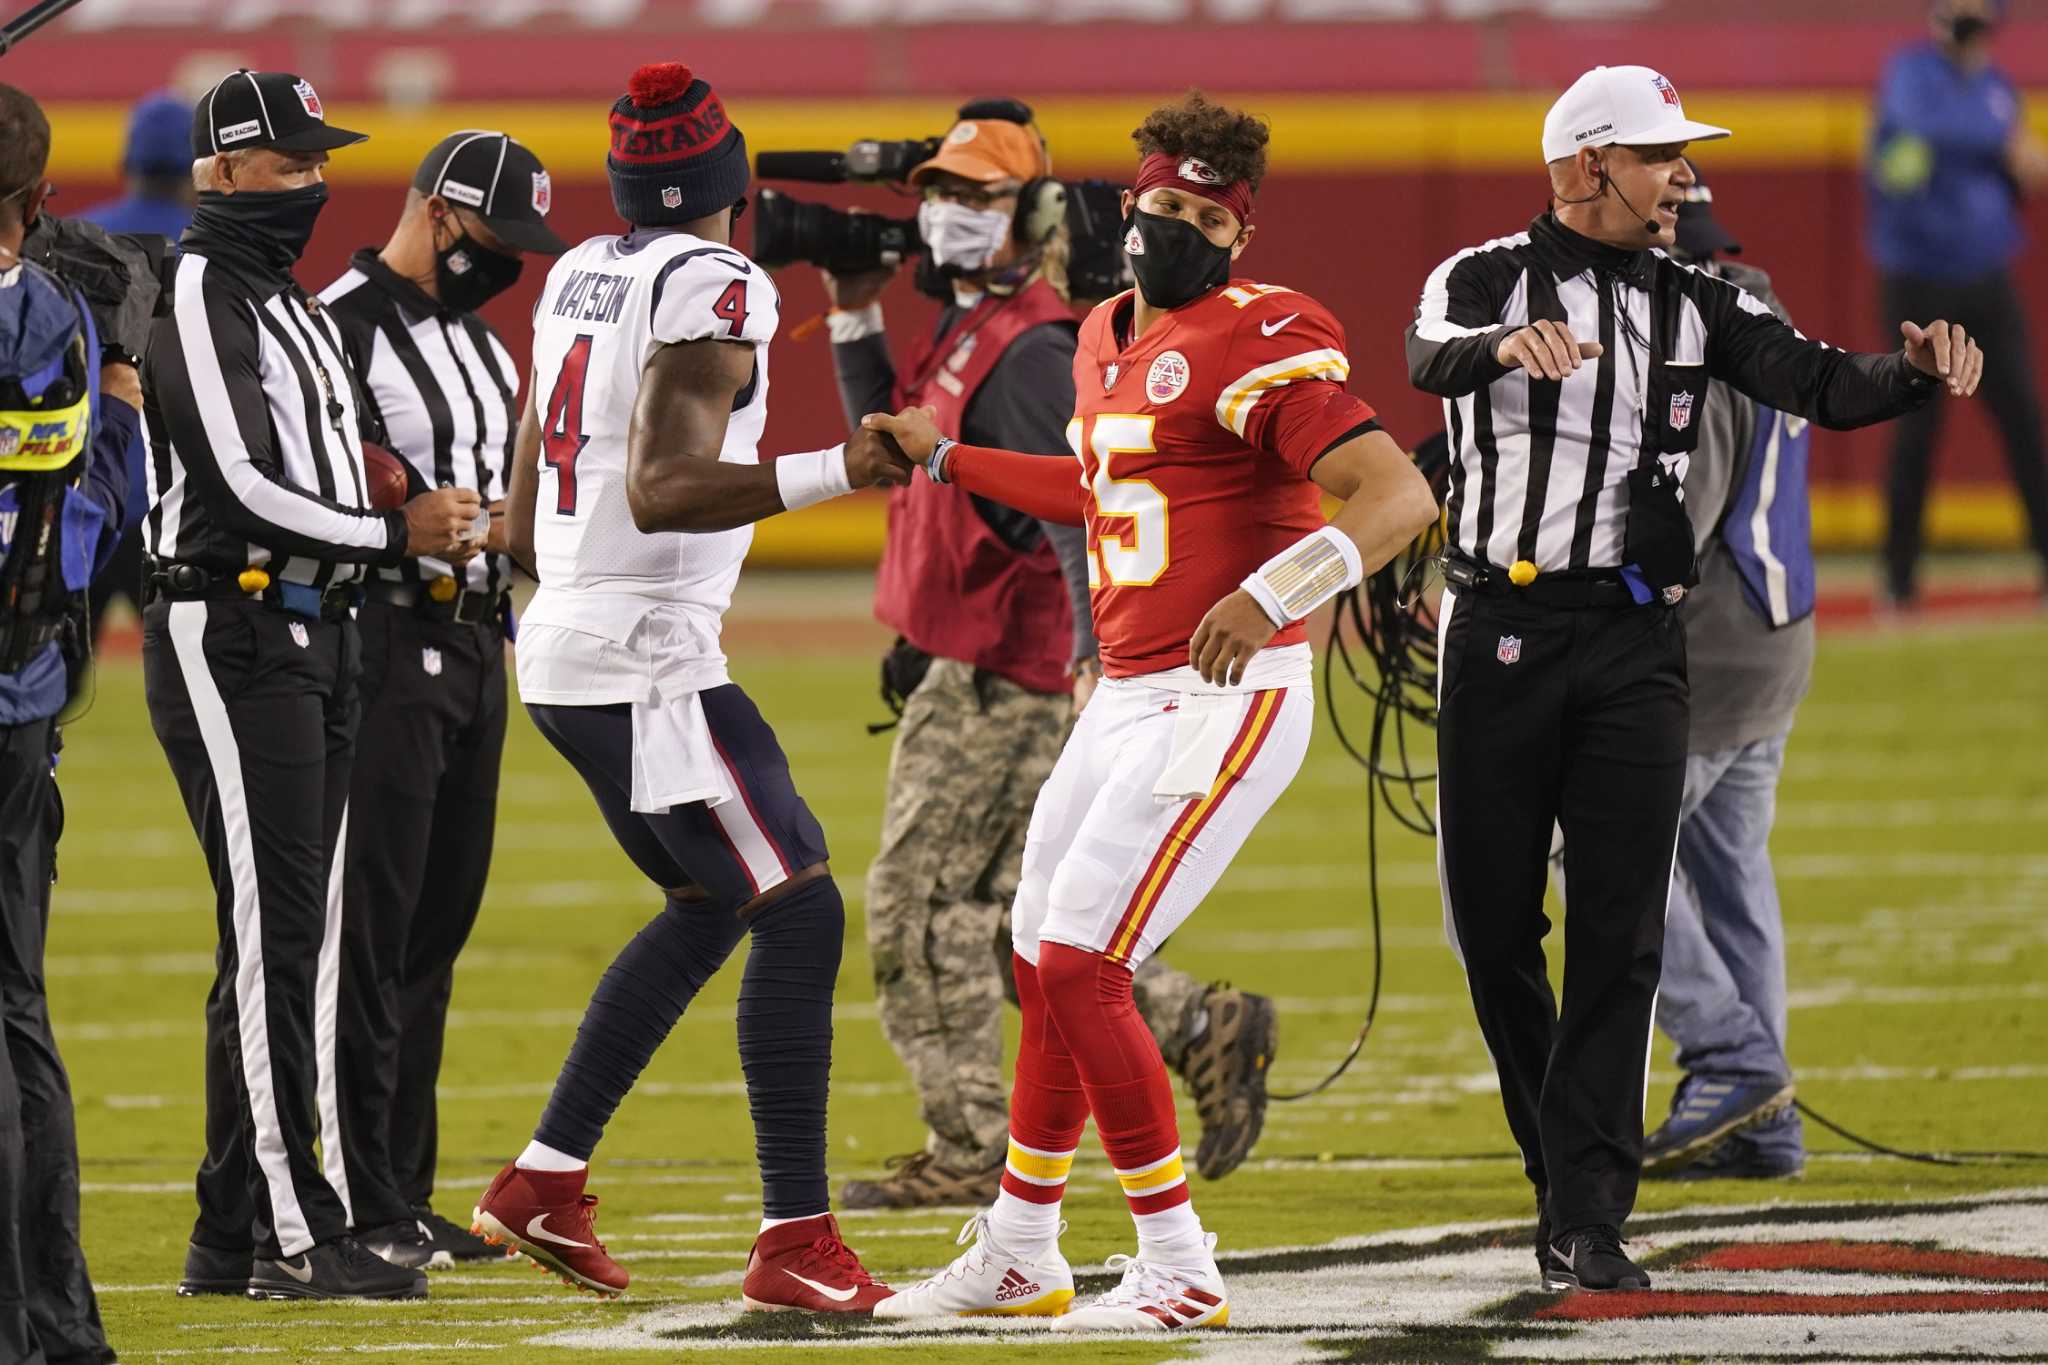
[187, 183, 329, 275]
[1122, 208, 1233, 312]
[1942, 14, 1994, 46]
[435, 231, 523, 313]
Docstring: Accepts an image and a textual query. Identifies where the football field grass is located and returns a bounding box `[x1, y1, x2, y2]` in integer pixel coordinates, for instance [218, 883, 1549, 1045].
[47, 572, 2048, 1363]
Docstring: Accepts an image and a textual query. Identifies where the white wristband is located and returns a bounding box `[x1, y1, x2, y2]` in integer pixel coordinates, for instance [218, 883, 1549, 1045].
[1241, 525, 1363, 627]
[774, 443, 854, 511]
[826, 304, 885, 344]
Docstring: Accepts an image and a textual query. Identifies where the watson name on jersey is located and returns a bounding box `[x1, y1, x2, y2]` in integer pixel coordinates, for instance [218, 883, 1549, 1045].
[1068, 280, 1377, 677]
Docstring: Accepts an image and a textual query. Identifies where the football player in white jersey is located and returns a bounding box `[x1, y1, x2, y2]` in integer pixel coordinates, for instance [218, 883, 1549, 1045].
[469, 62, 909, 1312]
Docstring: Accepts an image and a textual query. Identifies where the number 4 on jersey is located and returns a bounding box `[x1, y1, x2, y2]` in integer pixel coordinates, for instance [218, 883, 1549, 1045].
[712, 280, 749, 339]
[543, 333, 593, 515]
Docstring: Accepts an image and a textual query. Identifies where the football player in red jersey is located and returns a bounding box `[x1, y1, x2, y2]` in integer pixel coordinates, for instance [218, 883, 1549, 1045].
[863, 93, 1438, 1331]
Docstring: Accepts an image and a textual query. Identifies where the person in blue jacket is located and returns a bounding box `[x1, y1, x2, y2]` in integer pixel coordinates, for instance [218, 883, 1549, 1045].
[77, 91, 196, 241]
[0, 83, 137, 1365]
[78, 91, 191, 640]
[1868, 0, 2048, 605]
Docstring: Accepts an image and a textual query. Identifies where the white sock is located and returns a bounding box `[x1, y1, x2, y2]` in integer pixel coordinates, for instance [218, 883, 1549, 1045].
[988, 1188, 1061, 1254]
[1134, 1204, 1211, 1272]
[759, 1213, 823, 1233]
[515, 1139, 587, 1172]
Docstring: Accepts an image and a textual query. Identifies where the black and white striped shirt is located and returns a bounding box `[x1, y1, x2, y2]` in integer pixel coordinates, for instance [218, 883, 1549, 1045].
[1406, 212, 1934, 574]
[320, 249, 517, 596]
[144, 248, 406, 587]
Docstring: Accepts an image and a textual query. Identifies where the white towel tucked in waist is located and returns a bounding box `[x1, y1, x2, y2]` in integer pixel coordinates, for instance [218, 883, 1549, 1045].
[627, 606, 738, 814]
[1152, 691, 1248, 802]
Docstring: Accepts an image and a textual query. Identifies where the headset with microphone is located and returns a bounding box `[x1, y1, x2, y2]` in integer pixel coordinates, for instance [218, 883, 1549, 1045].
[1556, 155, 1662, 236]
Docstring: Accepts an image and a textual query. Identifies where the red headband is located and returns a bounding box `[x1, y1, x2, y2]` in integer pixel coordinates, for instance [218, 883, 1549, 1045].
[1133, 152, 1253, 225]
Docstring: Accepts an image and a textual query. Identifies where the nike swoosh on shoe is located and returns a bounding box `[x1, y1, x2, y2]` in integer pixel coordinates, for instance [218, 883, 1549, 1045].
[785, 1269, 858, 1302]
[526, 1214, 593, 1249]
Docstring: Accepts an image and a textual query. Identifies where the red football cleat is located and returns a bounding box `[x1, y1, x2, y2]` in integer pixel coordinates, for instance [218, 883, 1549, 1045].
[741, 1213, 894, 1314]
[470, 1162, 628, 1298]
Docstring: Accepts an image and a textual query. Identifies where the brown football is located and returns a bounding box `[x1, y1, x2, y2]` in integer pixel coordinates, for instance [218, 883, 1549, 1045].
[363, 443, 411, 511]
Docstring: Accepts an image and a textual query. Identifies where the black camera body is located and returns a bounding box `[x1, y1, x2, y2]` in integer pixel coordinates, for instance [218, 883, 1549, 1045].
[749, 98, 1131, 303]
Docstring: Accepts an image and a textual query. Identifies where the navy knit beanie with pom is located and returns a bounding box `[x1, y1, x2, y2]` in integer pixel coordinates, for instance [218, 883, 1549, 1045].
[607, 62, 749, 227]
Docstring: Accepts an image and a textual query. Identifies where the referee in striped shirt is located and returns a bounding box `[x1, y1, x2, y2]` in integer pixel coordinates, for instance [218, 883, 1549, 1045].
[1406, 65, 1984, 1293]
[144, 70, 482, 1302]
[318, 131, 566, 1267]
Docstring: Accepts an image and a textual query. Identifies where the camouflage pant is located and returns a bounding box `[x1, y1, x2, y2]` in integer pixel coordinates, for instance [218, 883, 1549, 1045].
[865, 658, 1207, 1171]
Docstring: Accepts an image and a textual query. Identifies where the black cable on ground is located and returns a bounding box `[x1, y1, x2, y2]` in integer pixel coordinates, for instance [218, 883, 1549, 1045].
[1271, 437, 1448, 1104]
[1792, 1099, 2048, 1165]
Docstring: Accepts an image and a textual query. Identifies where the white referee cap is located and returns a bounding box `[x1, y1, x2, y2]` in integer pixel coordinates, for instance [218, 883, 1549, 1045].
[1541, 65, 1731, 165]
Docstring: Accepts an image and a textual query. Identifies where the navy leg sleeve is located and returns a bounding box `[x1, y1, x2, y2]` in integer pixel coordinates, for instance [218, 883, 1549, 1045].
[737, 875, 844, 1219]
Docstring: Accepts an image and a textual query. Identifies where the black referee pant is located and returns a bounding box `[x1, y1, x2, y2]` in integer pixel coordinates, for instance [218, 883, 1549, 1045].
[1880, 268, 2048, 602]
[143, 596, 360, 1261]
[1435, 583, 1688, 1233]
[0, 719, 113, 1365]
[333, 601, 506, 1232]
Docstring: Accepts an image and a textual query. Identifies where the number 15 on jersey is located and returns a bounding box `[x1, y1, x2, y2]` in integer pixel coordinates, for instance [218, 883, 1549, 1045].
[1068, 413, 1169, 589]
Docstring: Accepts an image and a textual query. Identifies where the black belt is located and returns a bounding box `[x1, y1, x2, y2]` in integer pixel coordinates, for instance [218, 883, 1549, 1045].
[364, 578, 504, 626]
[1440, 552, 1641, 609]
[146, 562, 362, 623]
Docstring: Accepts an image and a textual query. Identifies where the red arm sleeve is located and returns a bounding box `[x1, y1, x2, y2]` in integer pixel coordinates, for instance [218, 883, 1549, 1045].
[945, 444, 1090, 527]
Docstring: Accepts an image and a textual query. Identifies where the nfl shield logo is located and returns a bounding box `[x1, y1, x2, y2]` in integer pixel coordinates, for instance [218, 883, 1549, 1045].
[1652, 74, 1681, 109]
[289, 621, 310, 649]
[293, 78, 324, 119]
[1497, 634, 1522, 665]
[422, 647, 443, 677]
[1103, 362, 1120, 392]
[1670, 389, 1695, 431]
[532, 171, 552, 216]
[661, 186, 683, 209]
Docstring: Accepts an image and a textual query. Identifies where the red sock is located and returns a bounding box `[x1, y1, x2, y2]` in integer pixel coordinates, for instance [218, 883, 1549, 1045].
[1037, 942, 1196, 1236]
[990, 953, 1088, 1249]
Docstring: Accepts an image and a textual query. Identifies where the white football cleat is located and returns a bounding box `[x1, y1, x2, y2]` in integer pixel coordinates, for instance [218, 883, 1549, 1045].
[1051, 1235, 1229, 1332]
[872, 1210, 1073, 1319]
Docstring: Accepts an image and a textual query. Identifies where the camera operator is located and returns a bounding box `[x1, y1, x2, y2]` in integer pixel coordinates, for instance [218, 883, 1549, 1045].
[824, 115, 1263, 1210]
[0, 80, 129, 1365]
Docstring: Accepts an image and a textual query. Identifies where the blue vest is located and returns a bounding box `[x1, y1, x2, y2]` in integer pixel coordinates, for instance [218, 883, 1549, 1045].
[1719, 405, 1815, 628]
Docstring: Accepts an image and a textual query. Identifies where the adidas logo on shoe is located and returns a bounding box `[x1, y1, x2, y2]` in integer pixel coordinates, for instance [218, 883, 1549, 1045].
[995, 1268, 1043, 1302]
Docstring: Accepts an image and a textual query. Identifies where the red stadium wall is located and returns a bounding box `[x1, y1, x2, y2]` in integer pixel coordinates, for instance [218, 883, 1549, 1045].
[48, 155, 2042, 555]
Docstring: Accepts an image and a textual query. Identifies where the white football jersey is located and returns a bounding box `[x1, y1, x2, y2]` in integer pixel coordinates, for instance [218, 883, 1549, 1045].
[519, 230, 778, 704]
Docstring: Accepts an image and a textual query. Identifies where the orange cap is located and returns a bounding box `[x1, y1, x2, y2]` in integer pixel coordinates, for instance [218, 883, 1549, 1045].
[908, 119, 1049, 188]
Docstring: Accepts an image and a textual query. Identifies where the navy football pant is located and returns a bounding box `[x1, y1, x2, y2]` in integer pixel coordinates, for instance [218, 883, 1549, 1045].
[527, 694, 838, 1218]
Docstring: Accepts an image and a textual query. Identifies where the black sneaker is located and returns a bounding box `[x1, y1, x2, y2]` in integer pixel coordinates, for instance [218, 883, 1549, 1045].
[412, 1202, 505, 1265]
[177, 1242, 252, 1297]
[357, 1217, 440, 1271]
[247, 1236, 429, 1300]
[1546, 1224, 1650, 1292]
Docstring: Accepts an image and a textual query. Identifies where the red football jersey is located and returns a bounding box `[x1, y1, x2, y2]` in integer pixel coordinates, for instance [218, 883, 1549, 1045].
[1068, 280, 1370, 678]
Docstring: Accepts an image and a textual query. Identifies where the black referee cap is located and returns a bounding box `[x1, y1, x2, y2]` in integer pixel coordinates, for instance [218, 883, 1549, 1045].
[1674, 158, 1742, 261]
[412, 130, 570, 255]
[192, 69, 368, 158]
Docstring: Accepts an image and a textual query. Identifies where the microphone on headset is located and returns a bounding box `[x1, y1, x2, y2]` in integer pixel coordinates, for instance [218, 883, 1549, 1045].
[1602, 166, 1661, 236]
